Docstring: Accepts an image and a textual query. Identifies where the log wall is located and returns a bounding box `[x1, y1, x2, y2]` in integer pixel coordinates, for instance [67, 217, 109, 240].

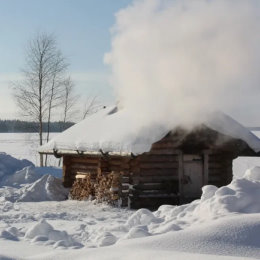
[62, 130, 240, 209]
[207, 153, 233, 187]
[128, 136, 180, 209]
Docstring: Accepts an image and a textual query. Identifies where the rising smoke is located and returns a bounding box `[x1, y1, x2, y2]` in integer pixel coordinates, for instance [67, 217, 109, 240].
[105, 0, 260, 128]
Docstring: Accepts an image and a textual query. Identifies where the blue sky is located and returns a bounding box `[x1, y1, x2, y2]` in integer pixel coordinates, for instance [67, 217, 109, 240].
[0, 0, 131, 119]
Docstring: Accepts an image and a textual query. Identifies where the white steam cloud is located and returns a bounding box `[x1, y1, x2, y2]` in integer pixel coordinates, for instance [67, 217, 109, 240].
[105, 0, 260, 128]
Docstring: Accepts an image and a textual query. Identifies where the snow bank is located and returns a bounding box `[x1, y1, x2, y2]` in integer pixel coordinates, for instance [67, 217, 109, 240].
[39, 106, 260, 155]
[0, 152, 34, 181]
[123, 170, 260, 237]
[25, 219, 83, 248]
[244, 166, 260, 181]
[18, 175, 69, 202]
[0, 154, 68, 203]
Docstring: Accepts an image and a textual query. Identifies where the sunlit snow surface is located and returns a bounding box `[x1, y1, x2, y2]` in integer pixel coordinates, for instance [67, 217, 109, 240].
[0, 133, 59, 166]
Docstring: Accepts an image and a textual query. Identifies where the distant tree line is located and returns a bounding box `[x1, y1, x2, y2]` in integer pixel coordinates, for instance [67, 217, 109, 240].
[0, 119, 74, 133]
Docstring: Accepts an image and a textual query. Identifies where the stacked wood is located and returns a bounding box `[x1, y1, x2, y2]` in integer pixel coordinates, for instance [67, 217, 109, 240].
[69, 172, 97, 200]
[95, 171, 121, 203]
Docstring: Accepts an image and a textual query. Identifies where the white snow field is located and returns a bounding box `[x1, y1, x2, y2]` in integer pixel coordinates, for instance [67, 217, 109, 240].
[0, 151, 259, 259]
[0, 133, 59, 166]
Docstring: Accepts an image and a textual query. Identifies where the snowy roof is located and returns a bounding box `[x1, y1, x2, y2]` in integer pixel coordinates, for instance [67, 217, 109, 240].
[39, 106, 260, 155]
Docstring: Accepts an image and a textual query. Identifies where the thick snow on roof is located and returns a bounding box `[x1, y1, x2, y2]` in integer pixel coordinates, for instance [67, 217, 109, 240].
[39, 106, 260, 154]
[206, 111, 260, 153]
[39, 106, 169, 155]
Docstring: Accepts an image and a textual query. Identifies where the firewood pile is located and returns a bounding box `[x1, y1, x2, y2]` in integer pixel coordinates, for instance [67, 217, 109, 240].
[69, 171, 121, 203]
[69, 172, 96, 200]
[95, 171, 121, 203]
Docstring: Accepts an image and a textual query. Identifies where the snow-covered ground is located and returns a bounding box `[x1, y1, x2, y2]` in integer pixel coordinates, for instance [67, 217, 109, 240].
[0, 133, 59, 166]
[0, 134, 260, 259]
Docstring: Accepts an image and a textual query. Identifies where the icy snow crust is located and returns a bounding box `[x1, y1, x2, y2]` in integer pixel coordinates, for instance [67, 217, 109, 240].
[0, 154, 260, 259]
[39, 106, 260, 155]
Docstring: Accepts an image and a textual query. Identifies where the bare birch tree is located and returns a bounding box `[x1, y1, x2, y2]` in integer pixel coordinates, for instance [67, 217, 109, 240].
[82, 96, 102, 119]
[61, 77, 78, 130]
[13, 32, 68, 166]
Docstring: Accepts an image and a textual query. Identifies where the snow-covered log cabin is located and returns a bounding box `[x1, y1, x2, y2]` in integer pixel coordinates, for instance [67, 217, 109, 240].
[39, 106, 260, 209]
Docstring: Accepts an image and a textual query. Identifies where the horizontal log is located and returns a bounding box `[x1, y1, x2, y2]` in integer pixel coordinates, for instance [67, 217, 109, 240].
[110, 165, 130, 171]
[133, 183, 165, 190]
[132, 175, 179, 183]
[70, 157, 100, 164]
[148, 149, 178, 155]
[138, 155, 179, 163]
[208, 162, 226, 169]
[109, 159, 130, 165]
[139, 168, 178, 176]
[152, 143, 177, 149]
[70, 163, 98, 169]
[138, 193, 178, 198]
[130, 188, 178, 195]
[140, 162, 178, 169]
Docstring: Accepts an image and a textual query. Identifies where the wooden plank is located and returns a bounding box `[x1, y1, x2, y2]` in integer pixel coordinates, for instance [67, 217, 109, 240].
[139, 169, 178, 176]
[70, 163, 98, 169]
[208, 168, 224, 174]
[70, 157, 100, 164]
[151, 143, 177, 149]
[130, 188, 177, 195]
[132, 175, 179, 184]
[139, 162, 178, 169]
[133, 183, 165, 190]
[70, 164, 98, 170]
[149, 149, 178, 155]
[139, 155, 179, 163]
[208, 162, 226, 169]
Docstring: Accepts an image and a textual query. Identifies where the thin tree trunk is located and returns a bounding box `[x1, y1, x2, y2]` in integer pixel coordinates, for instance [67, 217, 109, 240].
[39, 56, 43, 167]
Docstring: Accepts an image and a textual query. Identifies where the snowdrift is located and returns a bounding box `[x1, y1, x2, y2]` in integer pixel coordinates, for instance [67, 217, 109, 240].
[0, 152, 34, 181]
[105, 167, 260, 258]
[122, 166, 260, 237]
[17, 174, 69, 202]
[24, 219, 83, 249]
[0, 154, 68, 203]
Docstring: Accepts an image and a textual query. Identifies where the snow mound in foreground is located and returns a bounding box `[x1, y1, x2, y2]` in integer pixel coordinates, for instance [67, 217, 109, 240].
[0, 153, 34, 181]
[244, 166, 260, 181]
[118, 170, 260, 240]
[25, 219, 83, 248]
[123, 214, 260, 259]
[18, 174, 69, 202]
[0, 155, 68, 202]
